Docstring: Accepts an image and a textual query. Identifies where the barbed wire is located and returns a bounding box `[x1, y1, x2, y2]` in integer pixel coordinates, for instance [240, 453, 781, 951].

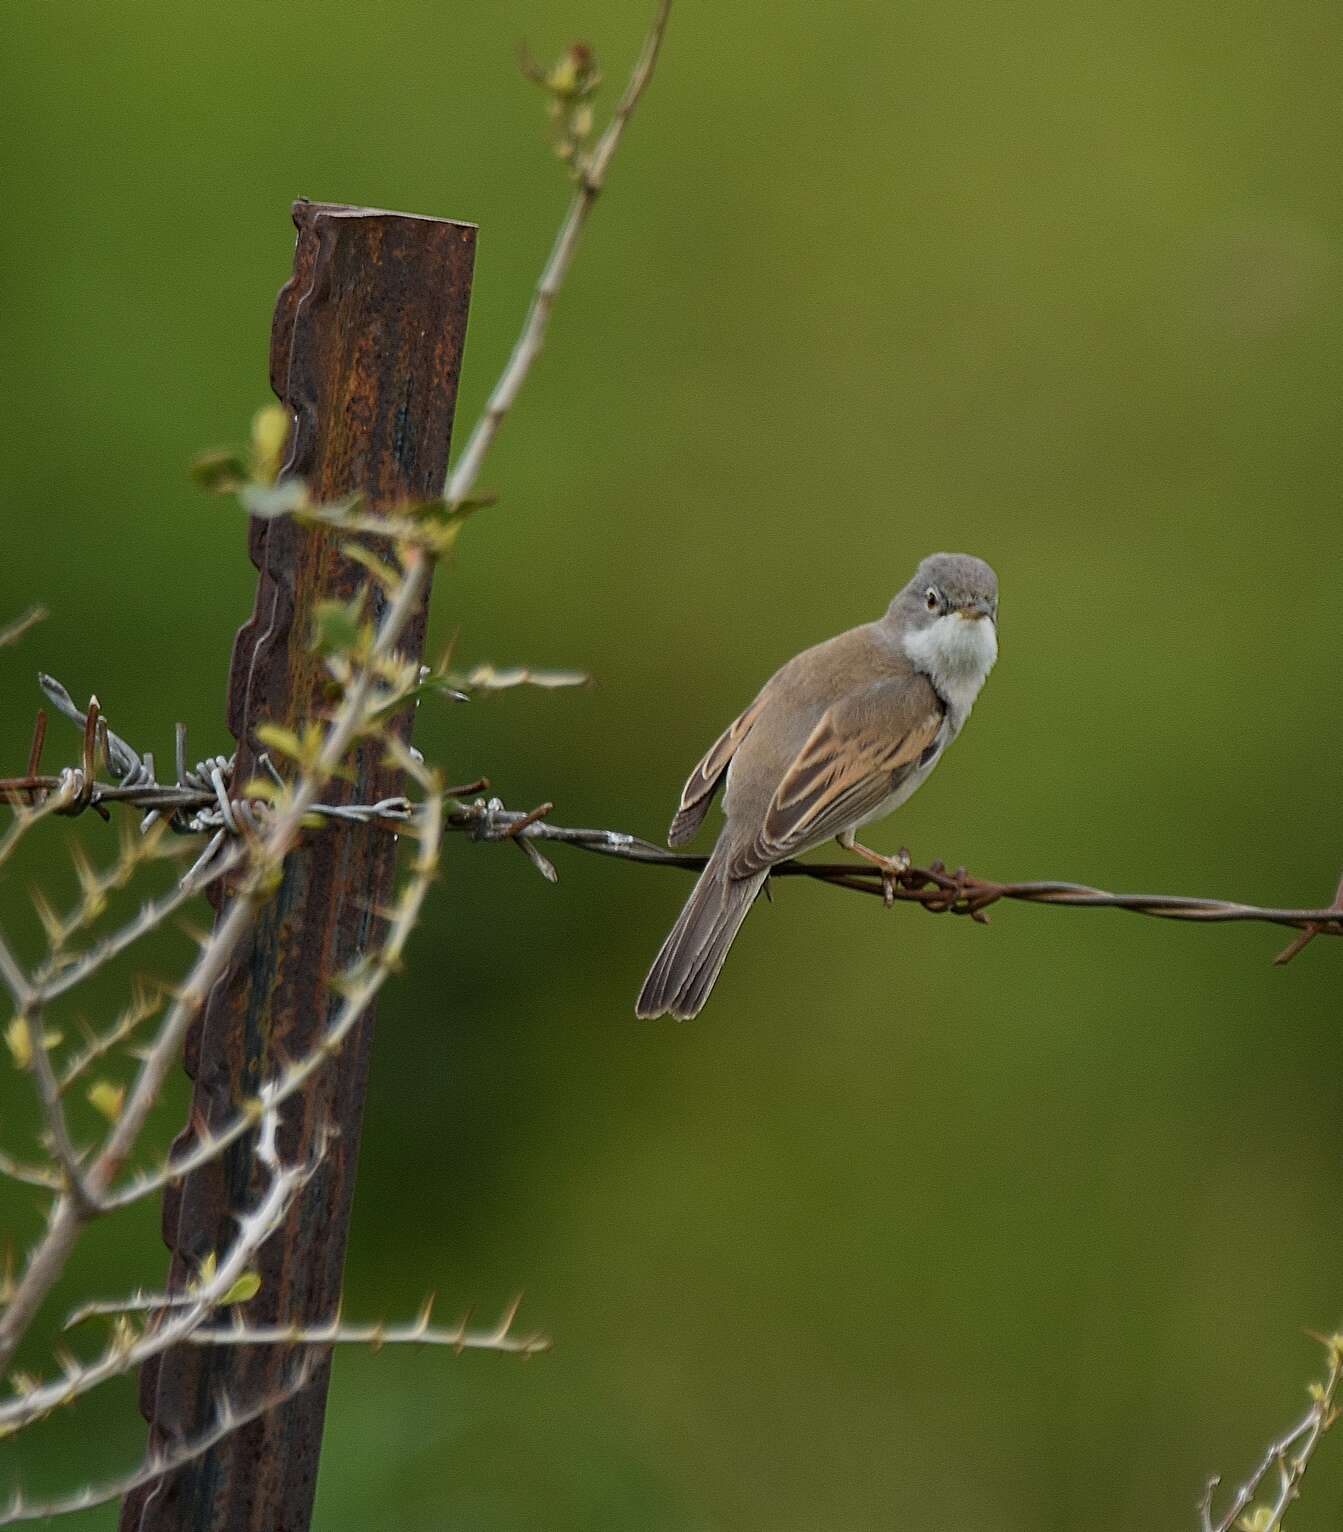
[7, 689, 1338, 967]
[450, 800, 1343, 964]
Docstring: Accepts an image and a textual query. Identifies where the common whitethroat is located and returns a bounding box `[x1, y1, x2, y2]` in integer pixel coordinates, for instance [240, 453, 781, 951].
[635, 552, 999, 1019]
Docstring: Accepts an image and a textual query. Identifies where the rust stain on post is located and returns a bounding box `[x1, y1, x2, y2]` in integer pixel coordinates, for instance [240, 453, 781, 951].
[122, 200, 475, 1532]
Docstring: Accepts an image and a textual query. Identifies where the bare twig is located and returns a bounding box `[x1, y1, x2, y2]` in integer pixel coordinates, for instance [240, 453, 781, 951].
[442, 0, 672, 508]
[0, 931, 32, 1010]
[18, 1004, 95, 1214]
[65, 1289, 545, 1361]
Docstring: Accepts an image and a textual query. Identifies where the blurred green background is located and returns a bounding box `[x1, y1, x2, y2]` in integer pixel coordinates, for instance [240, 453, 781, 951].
[3, 1, 1342, 1527]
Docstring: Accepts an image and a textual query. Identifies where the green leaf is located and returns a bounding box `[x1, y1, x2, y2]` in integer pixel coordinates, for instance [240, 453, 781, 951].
[249, 403, 291, 484]
[367, 673, 470, 725]
[310, 594, 366, 658]
[4, 1018, 31, 1070]
[255, 722, 303, 761]
[1237, 1509, 1277, 1532]
[87, 1079, 125, 1123]
[401, 494, 496, 553]
[410, 493, 497, 522]
[341, 542, 401, 591]
[5, 1019, 63, 1070]
[220, 1269, 262, 1306]
[191, 449, 251, 495]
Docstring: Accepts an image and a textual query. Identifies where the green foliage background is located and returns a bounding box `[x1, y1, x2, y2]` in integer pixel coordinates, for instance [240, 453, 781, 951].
[2, 2, 1342, 1526]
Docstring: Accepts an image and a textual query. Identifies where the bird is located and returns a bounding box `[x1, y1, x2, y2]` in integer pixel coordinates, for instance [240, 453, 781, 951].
[635, 552, 999, 1020]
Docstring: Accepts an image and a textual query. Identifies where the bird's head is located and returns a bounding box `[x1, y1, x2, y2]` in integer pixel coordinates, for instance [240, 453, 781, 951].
[891, 552, 999, 689]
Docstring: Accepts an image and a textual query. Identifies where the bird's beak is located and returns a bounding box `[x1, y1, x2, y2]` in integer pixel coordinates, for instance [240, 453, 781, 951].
[955, 599, 994, 621]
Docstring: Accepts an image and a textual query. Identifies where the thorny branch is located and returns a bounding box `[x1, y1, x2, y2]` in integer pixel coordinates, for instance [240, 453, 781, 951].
[0, 528, 454, 1383]
[1199, 1333, 1343, 1532]
[0, 1, 672, 1510]
[93, 741, 442, 1217]
[183, 1291, 549, 1359]
[0, 1360, 314, 1527]
[64, 1291, 547, 1359]
[0, 1092, 315, 1438]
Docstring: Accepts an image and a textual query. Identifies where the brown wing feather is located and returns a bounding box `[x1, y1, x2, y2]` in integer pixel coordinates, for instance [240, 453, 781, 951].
[729, 698, 943, 876]
[667, 692, 768, 846]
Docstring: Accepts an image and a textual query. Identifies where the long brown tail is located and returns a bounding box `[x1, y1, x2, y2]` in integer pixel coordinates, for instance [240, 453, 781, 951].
[635, 848, 767, 1020]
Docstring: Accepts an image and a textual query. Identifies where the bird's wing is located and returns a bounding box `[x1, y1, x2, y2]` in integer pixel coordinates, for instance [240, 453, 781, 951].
[729, 681, 944, 876]
[667, 691, 769, 846]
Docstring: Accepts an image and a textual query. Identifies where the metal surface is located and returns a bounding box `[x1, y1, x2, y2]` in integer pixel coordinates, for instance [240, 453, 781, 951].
[121, 200, 475, 1532]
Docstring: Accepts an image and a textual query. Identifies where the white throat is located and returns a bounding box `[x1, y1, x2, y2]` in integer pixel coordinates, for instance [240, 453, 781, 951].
[902, 613, 997, 718]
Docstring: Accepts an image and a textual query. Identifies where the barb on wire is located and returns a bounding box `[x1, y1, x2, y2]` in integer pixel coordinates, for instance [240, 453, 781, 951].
[0, 676, 419, 842]
[448, 799, 1343, 960]
[0, 675, 566, 855]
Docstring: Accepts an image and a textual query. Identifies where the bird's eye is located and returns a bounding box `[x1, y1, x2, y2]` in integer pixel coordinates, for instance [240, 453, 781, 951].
[925, 587, 940, 612]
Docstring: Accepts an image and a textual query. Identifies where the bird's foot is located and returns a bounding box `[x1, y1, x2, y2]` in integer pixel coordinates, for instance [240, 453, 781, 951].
[840, 838, 912, 908]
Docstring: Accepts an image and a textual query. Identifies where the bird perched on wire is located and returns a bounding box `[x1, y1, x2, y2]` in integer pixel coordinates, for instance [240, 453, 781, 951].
[635, 552, 999, 1020]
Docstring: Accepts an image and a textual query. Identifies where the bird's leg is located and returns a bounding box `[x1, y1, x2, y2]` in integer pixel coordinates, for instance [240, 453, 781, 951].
[836, 830, 910, 908]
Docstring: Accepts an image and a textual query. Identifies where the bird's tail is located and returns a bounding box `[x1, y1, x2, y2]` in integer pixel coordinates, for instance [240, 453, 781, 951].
[635, 848, 767, 1020]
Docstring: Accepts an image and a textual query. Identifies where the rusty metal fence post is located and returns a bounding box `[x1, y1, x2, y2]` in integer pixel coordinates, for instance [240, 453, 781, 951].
[121, 200, 476, 1532]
